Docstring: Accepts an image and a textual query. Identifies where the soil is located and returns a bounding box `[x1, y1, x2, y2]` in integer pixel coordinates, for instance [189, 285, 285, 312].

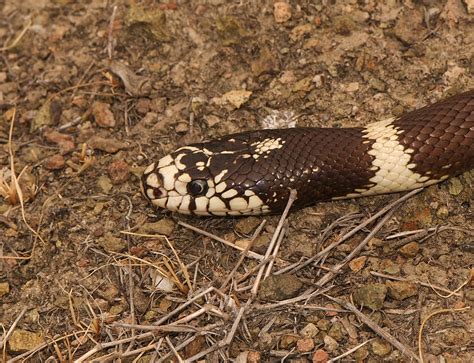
[0, 0, 473, 362]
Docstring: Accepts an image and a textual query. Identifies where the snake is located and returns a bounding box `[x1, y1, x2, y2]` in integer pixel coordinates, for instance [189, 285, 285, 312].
[141, 90, 474, 216]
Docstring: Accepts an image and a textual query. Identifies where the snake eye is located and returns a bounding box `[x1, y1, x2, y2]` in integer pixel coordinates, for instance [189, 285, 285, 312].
[187, 180, 208, 196]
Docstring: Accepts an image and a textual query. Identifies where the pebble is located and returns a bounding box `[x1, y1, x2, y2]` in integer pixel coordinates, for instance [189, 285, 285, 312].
[235, 217, 261, 235]
[436, 206, 449, 218]
[97, 232, 127, 252]
[92, 101, 116, 128]
[323, 335, 338, 352]
[466, 0, 474, 14]
[212, 90, 252, 109]
[251, 46, 279, 76]
[349, 256, 367, 272]
[328, 321, 345, 341]
[0, 281, 9, 297]
[43, 129, 75, 153]
[280, 334, 299, 349]
[371, 338, 391, 356]
[297, 337, 314, 353]
[290, 24, 313, 42]
[399, 242, 420, 258]
[107, 160, 130, 184]
[300, 323, 319, 338]
[353, 283, 387, 310]
[386, 281, 418, 300]
[140, 219, 175, 236]
[8, 329, 45, 353]
[44, 154, 65, 170]
[88, 136, 128, 153]
[258, 273, 303, 300]
[97, 175, 113, 193]
[312, 349, 329, 363]
[274, 2, 292, 23]
[447, 177, 463, 195]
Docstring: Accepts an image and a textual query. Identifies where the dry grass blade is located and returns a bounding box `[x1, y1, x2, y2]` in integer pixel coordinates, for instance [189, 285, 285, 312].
[417, 306, 470, 363]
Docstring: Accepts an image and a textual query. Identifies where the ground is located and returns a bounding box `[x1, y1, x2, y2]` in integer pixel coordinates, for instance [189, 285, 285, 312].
[0, 0, 473, 362]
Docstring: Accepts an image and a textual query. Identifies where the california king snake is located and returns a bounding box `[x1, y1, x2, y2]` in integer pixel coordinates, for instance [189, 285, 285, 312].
[141, 90, 474, 216]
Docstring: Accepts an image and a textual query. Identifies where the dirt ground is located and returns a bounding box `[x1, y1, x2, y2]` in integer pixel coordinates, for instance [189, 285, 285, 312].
[0, 0, 473, 362]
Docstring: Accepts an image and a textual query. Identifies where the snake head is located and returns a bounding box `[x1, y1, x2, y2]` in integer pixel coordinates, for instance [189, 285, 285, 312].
[141, 137, 275, 216]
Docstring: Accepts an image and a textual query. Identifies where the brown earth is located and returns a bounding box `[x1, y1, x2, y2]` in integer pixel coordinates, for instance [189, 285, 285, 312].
[0, 0, 473, 362]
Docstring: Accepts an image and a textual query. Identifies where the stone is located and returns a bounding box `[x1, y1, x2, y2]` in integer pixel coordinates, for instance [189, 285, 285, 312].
[353, 283, 387, 310]
[8, 329, 45, 353]
[274, 2, 292, 23]
[297, 337, 314, 353]
[386, 281, 418, 300]
[92, 101, 116, 128]
[140, 219, 175, 236]
[258, 273, 303, 300]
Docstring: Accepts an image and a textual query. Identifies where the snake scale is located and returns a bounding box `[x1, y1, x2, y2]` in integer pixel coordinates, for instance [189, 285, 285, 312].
[141, 90, 474, 216]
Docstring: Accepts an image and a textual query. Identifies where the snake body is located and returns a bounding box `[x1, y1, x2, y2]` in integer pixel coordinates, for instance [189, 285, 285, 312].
[142, 90, 474, 216]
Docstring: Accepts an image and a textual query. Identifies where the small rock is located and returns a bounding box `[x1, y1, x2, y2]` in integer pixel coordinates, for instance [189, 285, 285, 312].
[88, 136, 128, 153]
[399, 242, 420, 258]
[353, 283, 387, 310]
[386, 281, 418, 300]
[371, 338, 391, 356]
[247, 351, 261, 363]
[140, 219, 175, 236]
[300, 323, 319, 338]
[342, 82, 359, 93]
[8, 329, 45, 353]
[235, 216, 261, 235]
[328, 321, 345, 341]
[274, 2, 292, 23]
[323, 335, 338, 353]
[436, 206, 449, 218]
[333, 15, 357, 35]
[290, 24, 313, 42]
[97, 232, 127, 252]
[251, 234, 271, 254]
[32, 100, 62, 131]
[133, 286, 149, 314]
[257, 332, 273, 350]
[448, 177, 464, 195]
[251, 46, 279, 76]
[212, 90, 252, 109]
[204, 114, 220, 127]
[97, 175, 113, 193]
[0, 281, 10, 297]
[280, 70, 296, 84]
[43, 129, 75, 153]
[292, 77, 313, 93]
[369, 78, 386, 92]
[280, 334, 299, 349]
[353, 345, 369, 361]
[380, 259, 400, 275]
[258, 273, 303, 300]
[175, 122, 189, 133]
[312, 349, 329, 363]
[317, 319, 330, 331]
[44, 154, 65, 170]
[392, 9, 423, 45]
[349, 256, 367, 272]
[297, 337, 314, 353]
[465, 0, 474, 14]
[92, 101, 116, 128]
[107, 160, 130, 184]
